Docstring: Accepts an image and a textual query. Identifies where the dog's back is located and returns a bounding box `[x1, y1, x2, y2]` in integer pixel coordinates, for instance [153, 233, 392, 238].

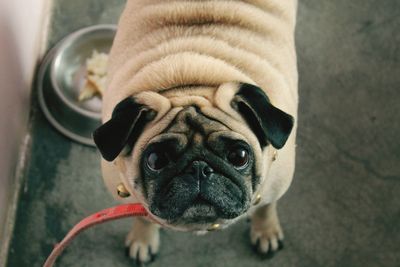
[104, 0, 298, 121]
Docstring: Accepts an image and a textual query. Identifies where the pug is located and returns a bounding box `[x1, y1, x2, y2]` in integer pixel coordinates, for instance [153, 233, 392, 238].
[94, 0, 298, 264]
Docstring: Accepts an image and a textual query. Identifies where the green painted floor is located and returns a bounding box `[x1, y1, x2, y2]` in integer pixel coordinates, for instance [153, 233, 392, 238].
[6, 0, 400, 266]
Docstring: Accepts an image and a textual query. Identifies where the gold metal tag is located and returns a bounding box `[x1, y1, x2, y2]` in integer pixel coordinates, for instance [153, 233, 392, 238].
[117, 183, 130, 198]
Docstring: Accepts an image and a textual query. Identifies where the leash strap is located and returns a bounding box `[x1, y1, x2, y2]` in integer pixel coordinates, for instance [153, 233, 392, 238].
[43, 203, 148, 267]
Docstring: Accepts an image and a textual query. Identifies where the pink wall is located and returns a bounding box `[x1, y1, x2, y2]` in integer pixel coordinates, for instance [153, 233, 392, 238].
[0, 0, 51, 254]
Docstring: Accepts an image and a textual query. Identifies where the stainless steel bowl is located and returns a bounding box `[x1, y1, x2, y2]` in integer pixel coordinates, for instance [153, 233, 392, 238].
[38, 25, 116, 146]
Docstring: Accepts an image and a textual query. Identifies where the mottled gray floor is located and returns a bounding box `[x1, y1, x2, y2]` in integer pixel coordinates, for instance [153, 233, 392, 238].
[6, 0, 400, 266]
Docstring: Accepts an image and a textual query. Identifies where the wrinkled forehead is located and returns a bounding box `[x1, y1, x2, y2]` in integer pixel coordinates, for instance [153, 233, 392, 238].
[147, 106, 248, 147]
[167, 106, 229, 134]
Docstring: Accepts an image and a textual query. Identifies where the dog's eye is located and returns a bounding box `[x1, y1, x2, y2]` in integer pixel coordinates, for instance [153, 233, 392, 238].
[146, 151, 169, 171]
[227, 148, 249, 169]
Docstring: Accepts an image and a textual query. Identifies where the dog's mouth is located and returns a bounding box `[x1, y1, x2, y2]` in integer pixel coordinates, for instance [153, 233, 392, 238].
[178, 197, 219, 224]
[148, 173, 250, 224]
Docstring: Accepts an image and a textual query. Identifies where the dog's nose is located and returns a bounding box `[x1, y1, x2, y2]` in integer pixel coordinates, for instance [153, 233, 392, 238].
[189, 160, 214, 179]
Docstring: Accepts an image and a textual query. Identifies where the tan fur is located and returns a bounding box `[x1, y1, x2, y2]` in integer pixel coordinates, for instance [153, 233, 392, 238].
[125, 217, 160, 262]
[101, 0, 298, 261]
[103, 0, 298, 120]
[251, 202, 283, 253]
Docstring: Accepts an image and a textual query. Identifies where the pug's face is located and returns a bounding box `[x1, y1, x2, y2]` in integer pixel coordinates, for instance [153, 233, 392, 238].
[141, 107, 254, 225]
[94, 83, 294, 230]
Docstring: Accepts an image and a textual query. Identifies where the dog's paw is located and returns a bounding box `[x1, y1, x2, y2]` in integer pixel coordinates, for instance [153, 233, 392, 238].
[250, 210, 284, 258]
[250, 223, 284, 257]
[125, 219, 160, 265]
[251, 227, 284, 258]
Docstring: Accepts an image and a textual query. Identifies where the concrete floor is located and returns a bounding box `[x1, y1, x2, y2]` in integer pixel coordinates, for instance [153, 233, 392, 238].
[6, 0, 400, 266]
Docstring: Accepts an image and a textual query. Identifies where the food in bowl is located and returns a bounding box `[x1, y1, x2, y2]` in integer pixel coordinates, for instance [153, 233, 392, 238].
[78, 50, 109, 102]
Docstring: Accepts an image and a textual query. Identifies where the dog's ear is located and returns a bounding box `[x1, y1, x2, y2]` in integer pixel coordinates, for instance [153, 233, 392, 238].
[93, 97, 156, 161]
[232, 83, 294, 149]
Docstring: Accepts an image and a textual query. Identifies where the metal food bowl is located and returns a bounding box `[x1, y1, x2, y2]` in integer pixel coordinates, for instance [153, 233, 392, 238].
[38, 25, 116, 146]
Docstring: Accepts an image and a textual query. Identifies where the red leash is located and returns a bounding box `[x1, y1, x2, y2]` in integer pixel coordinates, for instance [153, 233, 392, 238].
[43, 203, 148, 267]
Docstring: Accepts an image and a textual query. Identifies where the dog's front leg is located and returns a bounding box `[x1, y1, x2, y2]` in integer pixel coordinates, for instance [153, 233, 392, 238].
[125, 217, 160, 264]
[250, 202, 284, 257]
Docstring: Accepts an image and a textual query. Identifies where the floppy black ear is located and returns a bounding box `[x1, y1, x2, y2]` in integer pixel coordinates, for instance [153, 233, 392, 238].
[232, 83, 294, 149]
[93, 97, 155, 161]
